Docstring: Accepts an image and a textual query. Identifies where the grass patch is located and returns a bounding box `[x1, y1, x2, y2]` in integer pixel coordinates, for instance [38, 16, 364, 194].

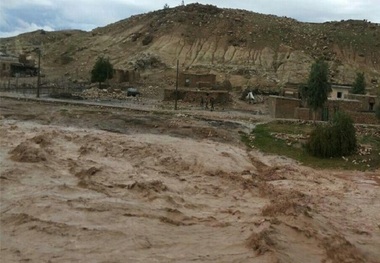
[242, 121, 380, 171]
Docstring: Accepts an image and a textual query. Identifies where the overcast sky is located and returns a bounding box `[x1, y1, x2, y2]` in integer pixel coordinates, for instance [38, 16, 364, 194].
[1, 0, 380, 38]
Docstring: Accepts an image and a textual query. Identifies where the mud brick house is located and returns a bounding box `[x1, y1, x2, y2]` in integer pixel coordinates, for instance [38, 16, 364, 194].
[163, 89, 231, 105]
[113, 68, 141, 83]
[0, 53, 38, 78]
[347, 94, 377, 111]
[330, 84, 352, 99]
[0, 54, 18, 78]
[281, 82, 302, 99]
[268, 92, 379, 124]
[164, 72, 230, 105]
[179, 72, 216, 89]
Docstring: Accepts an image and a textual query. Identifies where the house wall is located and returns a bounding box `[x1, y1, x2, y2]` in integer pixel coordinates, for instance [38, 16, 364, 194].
[0, 61, 12, 78]
[295, 107, 314, 120]
[1, 54, 37, 78]
[268, 95, 379, 124]
[268, 96, 301, 119]
[113, 69, 126, 83]
[345, 111, 380, 124]
[330, 87, 351, 99]
[327, 99, 362, 113]
[112, 69, 141, 83]
[346, 94, 379, 111]
[178, 73, 216, 88]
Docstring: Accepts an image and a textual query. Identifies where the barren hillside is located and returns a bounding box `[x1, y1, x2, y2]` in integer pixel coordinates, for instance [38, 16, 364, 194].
[1, 3, 380, 89]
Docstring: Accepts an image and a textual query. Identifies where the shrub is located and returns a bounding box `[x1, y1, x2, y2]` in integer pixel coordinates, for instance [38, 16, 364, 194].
[306, 111, 356, 158]
[142, 35, 153, 45]
[376, 104, 380, 120]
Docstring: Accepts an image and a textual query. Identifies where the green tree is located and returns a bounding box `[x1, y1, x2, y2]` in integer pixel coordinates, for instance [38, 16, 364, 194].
[91, 57, 113, 89]
[376, 103, 380, 120]
[306, 59, 331, 121]
[351, 72, 366, 94]
[298, 84, 309, 107]
[306, 111, 357, 158]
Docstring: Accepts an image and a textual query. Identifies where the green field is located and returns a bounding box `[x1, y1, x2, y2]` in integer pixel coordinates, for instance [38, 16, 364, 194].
[242, 121, 380, 171]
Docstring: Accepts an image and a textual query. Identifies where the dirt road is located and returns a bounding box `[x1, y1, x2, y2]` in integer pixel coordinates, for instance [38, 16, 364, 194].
[1, 97, 379, 263]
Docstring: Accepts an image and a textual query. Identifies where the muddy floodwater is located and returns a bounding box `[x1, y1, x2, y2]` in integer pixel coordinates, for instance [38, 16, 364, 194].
[1, 97, 379, 263]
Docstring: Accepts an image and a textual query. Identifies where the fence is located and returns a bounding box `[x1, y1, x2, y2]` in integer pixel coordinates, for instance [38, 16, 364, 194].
[0, 76, 87, 97]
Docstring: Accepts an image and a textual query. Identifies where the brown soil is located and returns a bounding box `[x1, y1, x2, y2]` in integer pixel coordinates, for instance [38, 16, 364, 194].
[1, 97, 379, 263]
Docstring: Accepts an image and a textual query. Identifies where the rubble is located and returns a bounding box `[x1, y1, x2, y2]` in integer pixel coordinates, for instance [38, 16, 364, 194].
[357, 144, 373, 156]
[78, 87, 136, 100]
[271, 132, 309, 144]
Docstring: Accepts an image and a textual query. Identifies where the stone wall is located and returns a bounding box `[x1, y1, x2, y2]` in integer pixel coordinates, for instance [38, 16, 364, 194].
[295, 107, 313, 120]
[164, 88, 231, 104]
[327, 99, 362, 114]
[346, 111, 380, 125]
[346, 94, 379, 111]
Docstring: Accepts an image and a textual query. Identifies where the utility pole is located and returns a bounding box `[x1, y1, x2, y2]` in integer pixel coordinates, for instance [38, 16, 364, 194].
[174, 59, 179, 110]
[36, 48, 41, 98]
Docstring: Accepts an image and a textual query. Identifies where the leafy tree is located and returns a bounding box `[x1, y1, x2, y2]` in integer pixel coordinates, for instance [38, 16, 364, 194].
[351, 72, 366, 94]
[91, 57, 113, 89]
[306, 111, 357, 158]
[163, 3, 170, 9]
[306, 59, 331, 121]
[298, 84, 309, 107]
[376, 104, 380, 120]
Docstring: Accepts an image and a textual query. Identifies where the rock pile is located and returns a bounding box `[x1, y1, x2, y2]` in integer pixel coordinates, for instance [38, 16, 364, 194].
[79, 88, 130, 100]
[357, 144, 373, 156]
[271, 132, 309, 145]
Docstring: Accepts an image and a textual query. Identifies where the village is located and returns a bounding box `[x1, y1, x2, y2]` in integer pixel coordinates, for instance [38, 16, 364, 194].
[1, 3, 380, 263]
[1, 50, 379, 125]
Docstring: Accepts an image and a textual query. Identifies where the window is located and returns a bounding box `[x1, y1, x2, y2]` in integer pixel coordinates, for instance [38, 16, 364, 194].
[369, 103, 374, 111]
[337, 92, 342, 99]
[2, 63, 5, 70]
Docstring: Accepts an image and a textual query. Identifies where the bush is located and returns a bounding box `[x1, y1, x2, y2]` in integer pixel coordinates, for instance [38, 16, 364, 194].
[306, 111, 357, 158]
[376, 104, 380, 120]
[142, 35, 153, 45]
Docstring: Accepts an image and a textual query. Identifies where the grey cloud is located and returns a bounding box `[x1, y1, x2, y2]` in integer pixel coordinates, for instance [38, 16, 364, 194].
[1, 0, 379, 38]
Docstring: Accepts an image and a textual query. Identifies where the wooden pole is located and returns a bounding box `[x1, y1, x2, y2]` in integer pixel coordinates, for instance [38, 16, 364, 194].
[37, 48, 41, 98]
[174, 59, 179, 110]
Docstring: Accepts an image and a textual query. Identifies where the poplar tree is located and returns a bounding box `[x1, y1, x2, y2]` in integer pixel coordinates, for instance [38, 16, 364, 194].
[307, 59, 331, 121]
[351, 72, 366, 94]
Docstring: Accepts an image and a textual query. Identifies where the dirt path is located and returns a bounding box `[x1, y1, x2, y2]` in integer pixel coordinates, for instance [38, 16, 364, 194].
[1, 98, 379, 263]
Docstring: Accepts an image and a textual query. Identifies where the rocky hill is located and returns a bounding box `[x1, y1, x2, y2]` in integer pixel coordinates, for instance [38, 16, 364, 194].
[1, 3, 380, 90]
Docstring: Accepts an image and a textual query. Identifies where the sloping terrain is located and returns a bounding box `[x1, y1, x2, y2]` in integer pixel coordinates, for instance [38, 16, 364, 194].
[1, 98, 380, 262]
[1, 4, 380, 89]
